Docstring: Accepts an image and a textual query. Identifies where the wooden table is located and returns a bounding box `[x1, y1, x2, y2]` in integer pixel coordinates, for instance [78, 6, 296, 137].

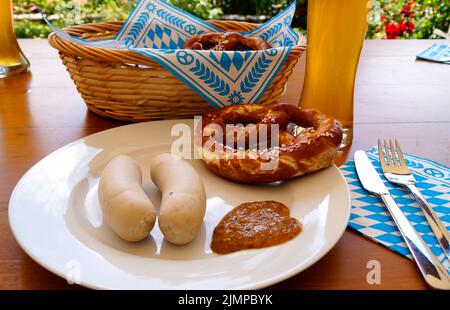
[1, 39, 449, 290]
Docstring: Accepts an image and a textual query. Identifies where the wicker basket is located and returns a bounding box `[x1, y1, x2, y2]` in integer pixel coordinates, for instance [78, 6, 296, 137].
[48, 20, 306, 122]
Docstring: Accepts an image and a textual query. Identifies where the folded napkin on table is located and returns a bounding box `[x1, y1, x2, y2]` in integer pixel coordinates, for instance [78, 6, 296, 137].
[340, 147, 450, 273]
[416, 43, 450, 64]
[45, 0, 300, 108]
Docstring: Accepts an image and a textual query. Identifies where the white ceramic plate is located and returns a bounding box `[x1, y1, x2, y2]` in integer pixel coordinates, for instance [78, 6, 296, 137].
[9, 120, 351, 290]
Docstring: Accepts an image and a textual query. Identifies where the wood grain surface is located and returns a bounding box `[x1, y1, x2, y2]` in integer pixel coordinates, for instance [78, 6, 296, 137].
[0, 39, 449, 290]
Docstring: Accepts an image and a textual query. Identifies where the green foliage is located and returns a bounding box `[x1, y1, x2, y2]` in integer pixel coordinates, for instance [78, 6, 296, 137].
[12, 0, 450, 39]
[217, 0, 291, 16]
[13, 0, 138, 38]
[165, 0, 222, 19]
[15, 19, 52, 38]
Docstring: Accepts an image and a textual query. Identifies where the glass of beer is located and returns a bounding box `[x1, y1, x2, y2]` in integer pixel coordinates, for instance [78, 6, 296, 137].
[0, 0, 30, 78]
[299, 0, 370, 150]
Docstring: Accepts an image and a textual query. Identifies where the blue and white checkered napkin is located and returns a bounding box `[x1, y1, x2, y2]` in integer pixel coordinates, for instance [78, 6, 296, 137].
[340, 147, 450, 273]
[46, 0, 300, 108]
[416, 43, 450, 64]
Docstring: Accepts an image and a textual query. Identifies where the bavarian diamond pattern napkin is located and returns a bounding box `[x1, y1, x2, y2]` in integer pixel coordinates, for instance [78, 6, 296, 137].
[416, 43, 450, 64]
[45, 0, 300, 108]
[340, 147, 450, 273]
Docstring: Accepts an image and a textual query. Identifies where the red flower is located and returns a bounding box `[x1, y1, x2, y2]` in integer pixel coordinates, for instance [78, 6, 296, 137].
[385, 23, 399, 39]
[406, 21, 415, 34]
[401, 1, 414, 18]
[381, 14, 386, 21]
[398, 20, 407, 35]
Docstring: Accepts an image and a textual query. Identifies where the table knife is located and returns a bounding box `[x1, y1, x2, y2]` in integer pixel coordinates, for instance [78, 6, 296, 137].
[354, 150, 450, 290]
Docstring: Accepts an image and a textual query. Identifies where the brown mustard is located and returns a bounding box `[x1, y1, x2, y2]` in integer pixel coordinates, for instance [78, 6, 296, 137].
[211, 200, 302, 254]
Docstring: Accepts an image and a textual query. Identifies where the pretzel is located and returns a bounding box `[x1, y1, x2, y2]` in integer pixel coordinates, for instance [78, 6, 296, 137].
[183, 32, 271, 51]
[197, 103, 343, 183]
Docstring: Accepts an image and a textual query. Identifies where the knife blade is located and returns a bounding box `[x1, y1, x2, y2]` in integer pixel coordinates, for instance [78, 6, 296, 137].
[354, 150, 450, 290]
[354, 150, 389, 195]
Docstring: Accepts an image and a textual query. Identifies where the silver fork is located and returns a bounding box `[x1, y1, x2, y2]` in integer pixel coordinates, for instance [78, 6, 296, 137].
[378, 139, 450, 261]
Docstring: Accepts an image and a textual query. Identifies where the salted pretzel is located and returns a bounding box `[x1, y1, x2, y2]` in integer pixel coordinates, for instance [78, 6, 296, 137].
[183, 32, 271, 51]
[196, 103, 343, 183]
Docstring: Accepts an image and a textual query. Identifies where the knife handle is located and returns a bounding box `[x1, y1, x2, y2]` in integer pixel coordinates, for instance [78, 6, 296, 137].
[379, 193, 450, 290]
[406, 184, 450, 260]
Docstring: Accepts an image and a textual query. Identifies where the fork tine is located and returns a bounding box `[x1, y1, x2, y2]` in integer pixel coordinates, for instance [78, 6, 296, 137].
[383, 139, 394, 166]
[378, 139, 388, 169]
[389, 139, 397, 166]
[395, 139, 407, 167]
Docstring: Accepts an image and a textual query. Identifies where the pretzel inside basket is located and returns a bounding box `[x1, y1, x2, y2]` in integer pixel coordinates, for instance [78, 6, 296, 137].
[183, 32, 272, 51]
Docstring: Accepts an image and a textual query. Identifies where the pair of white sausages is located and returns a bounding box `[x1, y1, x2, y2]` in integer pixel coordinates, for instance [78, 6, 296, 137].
[98, 154, 206, 244]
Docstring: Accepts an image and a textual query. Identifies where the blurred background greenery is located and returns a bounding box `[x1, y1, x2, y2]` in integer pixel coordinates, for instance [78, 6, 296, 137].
[12, 0, 450, 39]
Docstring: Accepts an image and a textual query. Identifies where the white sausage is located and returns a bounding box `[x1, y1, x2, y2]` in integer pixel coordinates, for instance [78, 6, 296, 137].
[98, 155, 156, 242]
[150, 153, 206, 245]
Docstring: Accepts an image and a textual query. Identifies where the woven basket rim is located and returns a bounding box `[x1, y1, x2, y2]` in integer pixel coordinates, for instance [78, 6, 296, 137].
[48, 20, 307, 66]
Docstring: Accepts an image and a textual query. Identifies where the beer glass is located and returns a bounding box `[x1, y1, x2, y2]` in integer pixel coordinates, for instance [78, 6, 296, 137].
[0, 0, 30, 78]
[299, 0, 370, 149]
